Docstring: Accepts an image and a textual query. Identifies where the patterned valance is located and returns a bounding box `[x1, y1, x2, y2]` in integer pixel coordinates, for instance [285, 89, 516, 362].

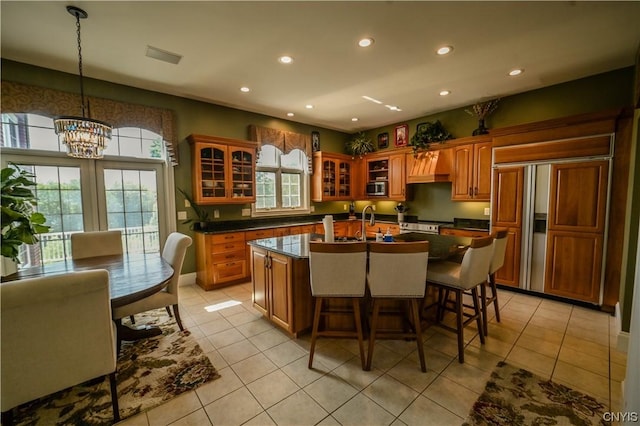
[1, 81, 179, 165]
[249, 124, 313, 172]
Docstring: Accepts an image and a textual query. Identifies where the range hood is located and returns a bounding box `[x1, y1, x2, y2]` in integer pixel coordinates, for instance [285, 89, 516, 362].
[406, 149, 452, 183]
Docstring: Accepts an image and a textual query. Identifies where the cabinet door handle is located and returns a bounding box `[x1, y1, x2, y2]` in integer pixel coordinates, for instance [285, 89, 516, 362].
[474, 187, 478, 196]
[469, 187, 473, 196]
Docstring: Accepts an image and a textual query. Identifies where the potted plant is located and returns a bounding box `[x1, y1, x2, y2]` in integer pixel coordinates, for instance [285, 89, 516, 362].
[1, 164, 50, 274]
[408, 121, 453, 155]
[346, 132, 375, 158]
[465, 98, 500, 135]
[177, 188, 210, 230]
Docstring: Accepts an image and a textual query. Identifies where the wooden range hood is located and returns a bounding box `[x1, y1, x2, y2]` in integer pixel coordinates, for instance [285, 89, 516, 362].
[406, 149, 453, 183]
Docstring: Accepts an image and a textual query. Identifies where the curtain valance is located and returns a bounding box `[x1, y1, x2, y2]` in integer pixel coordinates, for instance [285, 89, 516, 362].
[249, 124, 313, 171]
[1, 81, 179, 165]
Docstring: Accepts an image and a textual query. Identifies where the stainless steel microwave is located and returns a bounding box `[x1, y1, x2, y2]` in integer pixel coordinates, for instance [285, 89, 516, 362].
[366, 181, 386, 196]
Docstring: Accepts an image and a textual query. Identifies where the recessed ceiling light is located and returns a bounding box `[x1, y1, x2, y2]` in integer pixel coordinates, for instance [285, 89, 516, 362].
[358, 38, 374, 48]
[278, 55, 293, 64]
[240, 87, 250, 93]
[287, 112, 294, 117]
[439, 90, 451, 96]
[305, 104, 314, 109]
[385, 105, 402, 112]
[436, 46, 453, 56]
[351, 117, 359, 122]
[509, 68, 524, 76]
[362, 95, 383, 104]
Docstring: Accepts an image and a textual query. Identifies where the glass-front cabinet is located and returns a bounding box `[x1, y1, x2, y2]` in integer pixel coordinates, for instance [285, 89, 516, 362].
[311, 152, 356, 201]
[188, 134, 257, 204]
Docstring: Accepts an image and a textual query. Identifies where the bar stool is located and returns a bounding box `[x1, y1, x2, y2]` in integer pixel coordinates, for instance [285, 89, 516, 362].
[481, 229, 508, 336]
[366, 241, 429, 372]
[308, 242, 368, 369]
[425, 236, 493, 363]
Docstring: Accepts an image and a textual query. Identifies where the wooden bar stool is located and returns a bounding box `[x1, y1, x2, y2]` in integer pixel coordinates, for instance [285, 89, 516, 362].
[308, 242, 368, 370]
[425, 236, 493, 363]
[366, 241, 429, 372]
[481, 229, 508, 336]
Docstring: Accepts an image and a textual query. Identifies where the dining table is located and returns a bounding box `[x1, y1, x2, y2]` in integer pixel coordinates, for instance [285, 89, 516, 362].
[2, 253, 174, 342]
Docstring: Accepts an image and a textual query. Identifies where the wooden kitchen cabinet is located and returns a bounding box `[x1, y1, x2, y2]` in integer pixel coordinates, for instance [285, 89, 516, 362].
[439, 228, 489, 238]
[544, 160, 609, 302]
[452, 141, 492, 201]
[250, 247, 313, 336]
[491, 166, 524, 288]
[188, 134, 257, 205]
[365, 152, 407, 201]
[194, 231, 248, 290]
[312, 152, 356, 201]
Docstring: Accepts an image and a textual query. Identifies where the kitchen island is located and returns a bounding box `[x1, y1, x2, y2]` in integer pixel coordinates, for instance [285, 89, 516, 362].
[248, 233, 473, 337]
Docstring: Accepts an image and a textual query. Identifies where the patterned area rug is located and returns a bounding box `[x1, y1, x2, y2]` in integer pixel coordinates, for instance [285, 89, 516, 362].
[464, 361, 609, 426]
[13, 309, 220, 425]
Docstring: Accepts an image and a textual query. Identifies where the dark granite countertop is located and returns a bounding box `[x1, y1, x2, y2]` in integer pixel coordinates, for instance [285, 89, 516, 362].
[440, 218, 490, 232]
[248, 232, 472, 260]
[194, 213, 402, 234]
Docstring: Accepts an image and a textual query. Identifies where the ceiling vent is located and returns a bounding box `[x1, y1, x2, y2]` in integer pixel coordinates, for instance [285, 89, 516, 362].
[145, 46, 182, 64]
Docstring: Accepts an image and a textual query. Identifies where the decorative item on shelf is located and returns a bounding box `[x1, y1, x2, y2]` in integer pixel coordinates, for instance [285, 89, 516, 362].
[346, 132, 375, 158]
[394, 124, 409, 147]
[177, 188, 210, 230]
[348, 201, 356, 218]
[408, 120, 453, 156]
[1, 164, 50, 275]
[394, 203, 409, 223]
[465, 98, 500, 136]
[53, 6, 112, 159]
[311, 131, 320, 152]
[377, 132, 389, 149]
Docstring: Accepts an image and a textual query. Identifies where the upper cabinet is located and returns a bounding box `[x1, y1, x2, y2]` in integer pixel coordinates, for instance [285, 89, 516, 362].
[365, 152, 407, 201]
[311, 152, 357, 202]
[451, 141, 492, 201]
[188, 134, 257, 205]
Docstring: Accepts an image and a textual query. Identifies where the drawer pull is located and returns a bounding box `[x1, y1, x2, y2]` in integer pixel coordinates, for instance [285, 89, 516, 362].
[226, 254, 234, 259]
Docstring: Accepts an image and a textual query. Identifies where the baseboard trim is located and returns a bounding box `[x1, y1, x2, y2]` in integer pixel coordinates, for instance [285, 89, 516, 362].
[179, 272, 197, 286]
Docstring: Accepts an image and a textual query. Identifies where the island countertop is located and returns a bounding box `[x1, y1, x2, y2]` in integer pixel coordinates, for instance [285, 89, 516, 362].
[247, 232, 473, 260]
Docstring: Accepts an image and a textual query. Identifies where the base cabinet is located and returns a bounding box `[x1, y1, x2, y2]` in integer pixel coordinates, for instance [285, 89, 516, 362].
[251, 247, 313, 336]
[195, 232, 247, 290]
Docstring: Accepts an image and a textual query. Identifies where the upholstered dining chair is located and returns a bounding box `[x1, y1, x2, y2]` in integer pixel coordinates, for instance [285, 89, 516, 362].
[71, 230, 123, 259]
[366, 241, 429, 372]
[1, 270, 120, 424]
[308, 241, 368, 369]
[425, 236, 494, 363]
[481, 229, 509, 336]
[112, 232, 192, 341]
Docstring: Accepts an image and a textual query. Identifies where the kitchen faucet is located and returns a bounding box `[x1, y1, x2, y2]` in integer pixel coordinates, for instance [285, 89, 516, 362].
[360, 204, 375, 241]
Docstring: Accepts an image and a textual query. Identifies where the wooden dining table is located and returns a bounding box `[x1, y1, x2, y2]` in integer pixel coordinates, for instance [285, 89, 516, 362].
[2, 253, 174, 341]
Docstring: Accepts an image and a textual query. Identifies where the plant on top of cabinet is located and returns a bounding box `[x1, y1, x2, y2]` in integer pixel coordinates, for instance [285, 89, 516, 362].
[465, 98, 500, 136]
[346, 132, 375, 158]
[408, 120, 453, 155]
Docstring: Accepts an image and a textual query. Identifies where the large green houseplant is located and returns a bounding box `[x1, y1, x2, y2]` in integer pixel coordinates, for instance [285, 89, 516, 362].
[346, 132, 375, 158]
[177, 188, 210, 230]
[408, 120, 453, 155]
[1, 164, 50, 264]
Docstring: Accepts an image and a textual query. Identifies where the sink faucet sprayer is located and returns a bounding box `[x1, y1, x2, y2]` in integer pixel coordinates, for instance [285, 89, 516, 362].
[360, 205, 375, 241]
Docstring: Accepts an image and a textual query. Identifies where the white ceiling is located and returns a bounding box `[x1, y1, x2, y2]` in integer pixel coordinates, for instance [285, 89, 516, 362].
[2, 1, 639, 133]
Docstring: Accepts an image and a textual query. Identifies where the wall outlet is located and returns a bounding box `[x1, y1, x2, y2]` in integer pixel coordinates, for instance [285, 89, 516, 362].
[184, 199, 191, 208]
[214, 209, 220, 218]
[177, 211, 187, 220]
[310, 205, 315, 212]
[242, 208, 251, 217]
[372, 205, 376, 211]
[484, 207, 491, 216]
[343, 204, 347, 211]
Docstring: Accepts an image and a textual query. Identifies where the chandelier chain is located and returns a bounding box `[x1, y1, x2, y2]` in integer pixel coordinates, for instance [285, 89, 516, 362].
[75, 12, 86, 118]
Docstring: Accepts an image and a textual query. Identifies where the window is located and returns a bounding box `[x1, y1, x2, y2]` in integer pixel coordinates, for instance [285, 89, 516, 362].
[1, 113, 169, 267]
[253, 145, 309, 216]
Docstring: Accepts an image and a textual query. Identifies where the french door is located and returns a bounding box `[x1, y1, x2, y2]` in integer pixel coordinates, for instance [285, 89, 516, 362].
[3, 153, 168, 267]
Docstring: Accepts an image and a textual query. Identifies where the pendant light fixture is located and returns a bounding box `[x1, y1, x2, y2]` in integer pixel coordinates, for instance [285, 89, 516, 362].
[54, 5, 111, 159]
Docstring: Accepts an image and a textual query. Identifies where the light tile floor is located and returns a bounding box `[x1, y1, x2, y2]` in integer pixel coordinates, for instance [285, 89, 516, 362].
[117, 282, 627, 426]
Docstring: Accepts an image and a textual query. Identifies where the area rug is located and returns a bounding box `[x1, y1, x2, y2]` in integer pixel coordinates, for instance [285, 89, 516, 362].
[464, 361, 609, 426]
[13, 309, 220, 425]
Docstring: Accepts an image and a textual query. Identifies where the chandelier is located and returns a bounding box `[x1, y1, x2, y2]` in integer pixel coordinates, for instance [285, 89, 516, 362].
[54, 6, 111, 159]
